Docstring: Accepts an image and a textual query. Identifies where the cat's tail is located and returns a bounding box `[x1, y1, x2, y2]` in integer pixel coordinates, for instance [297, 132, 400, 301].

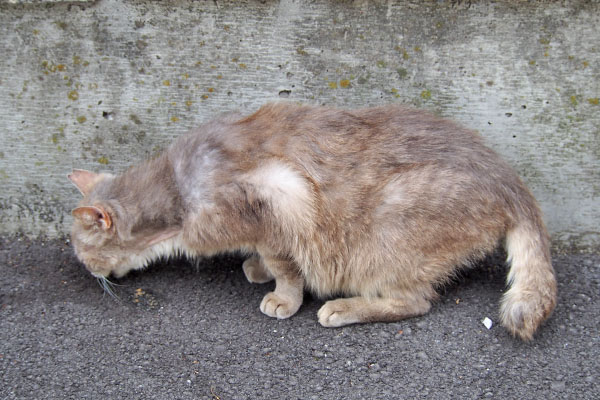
[500, 218, 557, 340]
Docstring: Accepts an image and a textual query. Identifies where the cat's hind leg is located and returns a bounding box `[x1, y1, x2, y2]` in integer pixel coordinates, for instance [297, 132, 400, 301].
[258, 256, 304, 320]
[317, 289, 433, 328]
[242, 254, 274, 284]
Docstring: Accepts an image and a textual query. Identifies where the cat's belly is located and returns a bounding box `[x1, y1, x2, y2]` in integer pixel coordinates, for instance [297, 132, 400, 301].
[299, 256, 380, 299]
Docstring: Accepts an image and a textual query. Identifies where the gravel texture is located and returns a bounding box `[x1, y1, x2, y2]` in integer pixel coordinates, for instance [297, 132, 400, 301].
[1, 236, 598, 399]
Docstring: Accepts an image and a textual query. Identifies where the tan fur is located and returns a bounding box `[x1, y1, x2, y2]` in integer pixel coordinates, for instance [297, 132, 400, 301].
[69, 103, 557, 340]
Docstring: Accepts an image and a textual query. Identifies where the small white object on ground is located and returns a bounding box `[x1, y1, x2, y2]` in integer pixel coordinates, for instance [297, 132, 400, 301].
[482, 317, 493, 330]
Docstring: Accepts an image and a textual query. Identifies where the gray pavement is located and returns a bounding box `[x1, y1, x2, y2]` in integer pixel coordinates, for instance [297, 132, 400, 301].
[1, 236, 598, 399]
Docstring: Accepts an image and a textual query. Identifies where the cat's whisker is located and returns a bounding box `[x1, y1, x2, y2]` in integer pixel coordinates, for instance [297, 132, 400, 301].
[96, 276, 121, 301]
[105, 277, 125, 287]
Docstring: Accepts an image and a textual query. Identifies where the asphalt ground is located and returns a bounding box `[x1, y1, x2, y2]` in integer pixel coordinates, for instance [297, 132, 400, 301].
[1, 236, 598, 399]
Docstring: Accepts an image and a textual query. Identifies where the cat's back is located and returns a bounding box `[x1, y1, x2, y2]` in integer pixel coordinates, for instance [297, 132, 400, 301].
[171, 102, 512, 194]
[222, 103, 500, 176]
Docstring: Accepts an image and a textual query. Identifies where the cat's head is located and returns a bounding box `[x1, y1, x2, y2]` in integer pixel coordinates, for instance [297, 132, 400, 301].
[68, 169, 179, 279]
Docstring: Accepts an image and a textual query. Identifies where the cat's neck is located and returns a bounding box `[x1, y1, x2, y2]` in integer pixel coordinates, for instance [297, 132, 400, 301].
[101, 152, 184, 237]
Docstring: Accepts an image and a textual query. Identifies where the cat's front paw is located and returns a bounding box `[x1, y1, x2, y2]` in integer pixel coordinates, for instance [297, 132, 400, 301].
[318, 299, 361, 327]
[260, 292, 301, 319]
[242, 256, 274, 284]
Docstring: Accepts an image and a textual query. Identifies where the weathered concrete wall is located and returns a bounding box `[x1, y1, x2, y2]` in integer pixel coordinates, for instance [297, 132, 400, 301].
[0, 0, 598, 249]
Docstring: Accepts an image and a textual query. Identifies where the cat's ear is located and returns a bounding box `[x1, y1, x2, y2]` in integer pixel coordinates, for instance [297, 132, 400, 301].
[145, 228, 182, 246]
[68, 169, 103, 196]
[72, 206, 113, 231]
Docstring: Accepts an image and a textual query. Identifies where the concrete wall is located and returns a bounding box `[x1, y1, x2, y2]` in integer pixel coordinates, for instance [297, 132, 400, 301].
[0, 0, 598, 250]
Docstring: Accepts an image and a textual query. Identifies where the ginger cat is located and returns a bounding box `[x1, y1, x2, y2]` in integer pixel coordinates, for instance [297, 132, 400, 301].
[68, 103, 557, 340]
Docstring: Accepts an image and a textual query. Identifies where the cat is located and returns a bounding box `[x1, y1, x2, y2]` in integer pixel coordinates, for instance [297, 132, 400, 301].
[68, 102, 557, 340]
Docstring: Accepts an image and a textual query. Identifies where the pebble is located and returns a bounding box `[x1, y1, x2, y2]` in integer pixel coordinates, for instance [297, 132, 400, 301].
[369, 373, 381, 380]
[416, 321, 427, 329]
